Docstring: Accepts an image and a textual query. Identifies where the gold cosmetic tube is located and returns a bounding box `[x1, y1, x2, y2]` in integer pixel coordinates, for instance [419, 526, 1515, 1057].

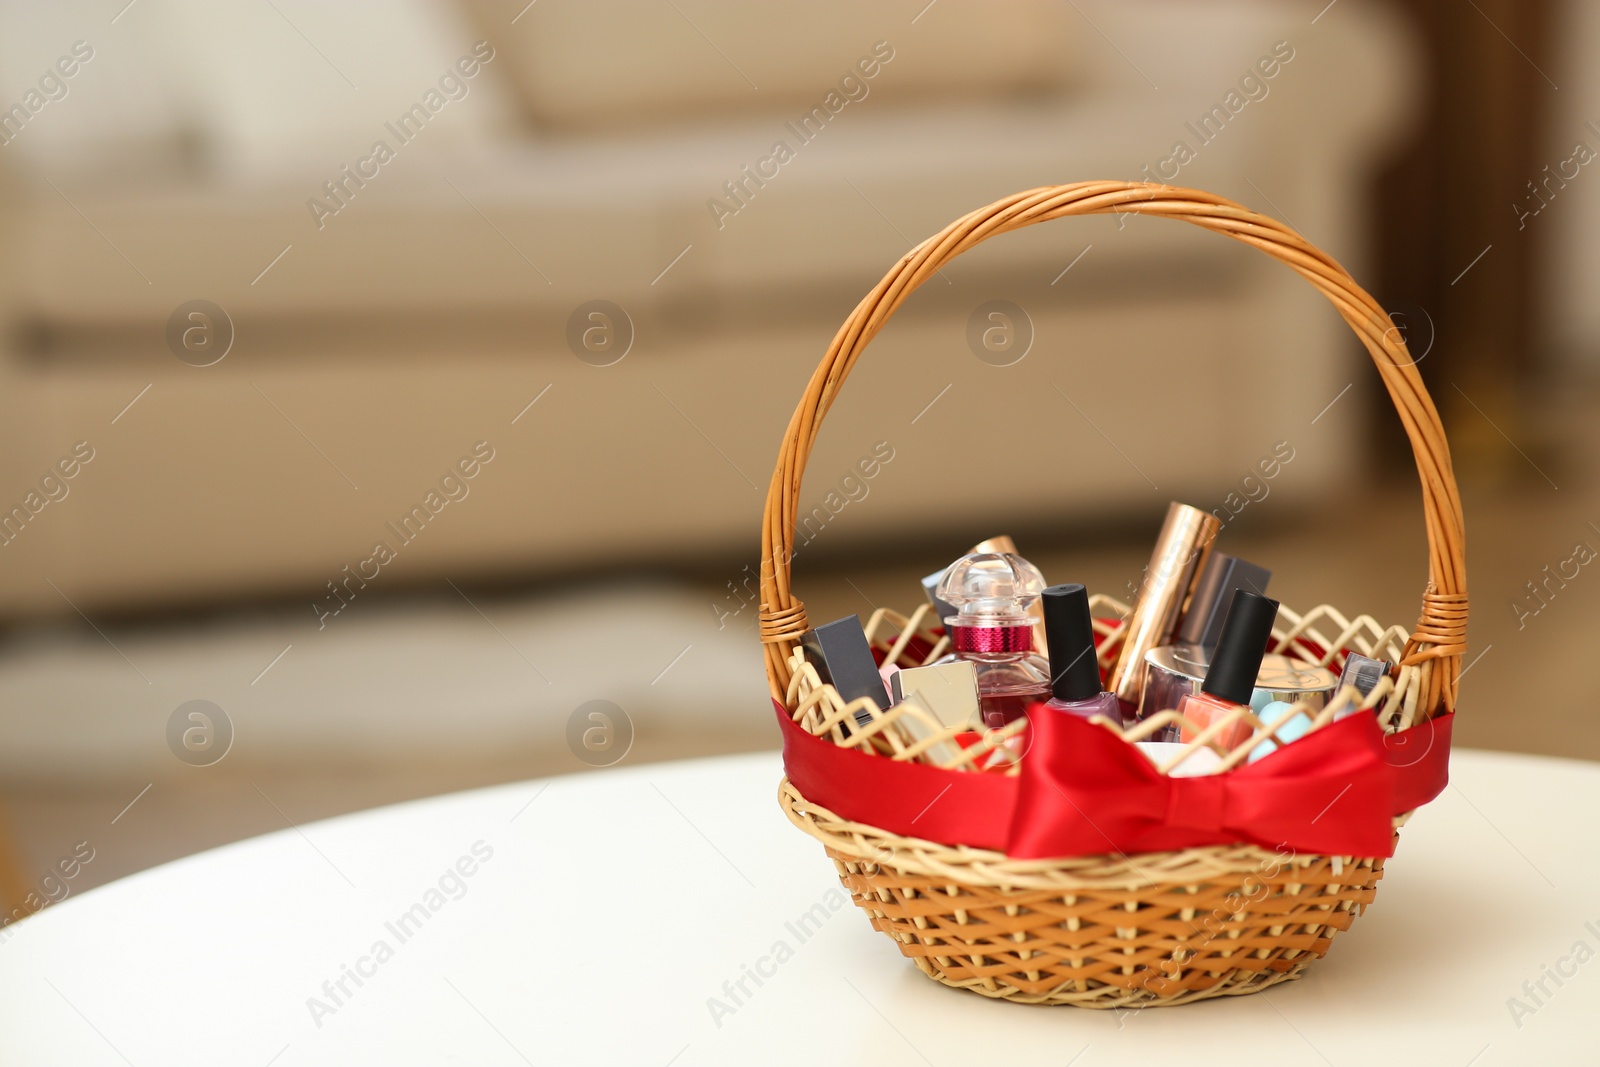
[970, 535, 1019, 556]
[1107, 503, 1222, 709]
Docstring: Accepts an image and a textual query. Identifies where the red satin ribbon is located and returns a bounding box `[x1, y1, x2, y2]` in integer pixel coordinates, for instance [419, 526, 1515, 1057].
[775, 699, 1452, 859]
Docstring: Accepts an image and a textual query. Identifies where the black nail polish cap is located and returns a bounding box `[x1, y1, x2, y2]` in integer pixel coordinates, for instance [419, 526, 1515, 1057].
[1043, 583, 1101, 702]
[802, 616, 889, 730]
[1200, 590, 1280, 706]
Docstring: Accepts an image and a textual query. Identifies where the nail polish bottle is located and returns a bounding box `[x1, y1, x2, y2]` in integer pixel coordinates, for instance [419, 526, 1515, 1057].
[1177, 589, 1279, 753]
[933, 552, 1050, 729]
[1139, 646, 1336, 728]
[1041, 584, 1120, 723]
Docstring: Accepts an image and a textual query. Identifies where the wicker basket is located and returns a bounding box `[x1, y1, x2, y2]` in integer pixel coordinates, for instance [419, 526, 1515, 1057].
[756, 183, 1466, 1008]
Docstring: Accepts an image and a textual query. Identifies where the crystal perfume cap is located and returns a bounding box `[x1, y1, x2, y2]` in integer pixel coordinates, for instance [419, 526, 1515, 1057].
[936, 552, 1046, 626]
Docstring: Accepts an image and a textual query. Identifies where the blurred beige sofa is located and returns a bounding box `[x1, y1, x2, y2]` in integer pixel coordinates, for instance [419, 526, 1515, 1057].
[0, 0, 1420, 900]
[0, 0, 1415, 617]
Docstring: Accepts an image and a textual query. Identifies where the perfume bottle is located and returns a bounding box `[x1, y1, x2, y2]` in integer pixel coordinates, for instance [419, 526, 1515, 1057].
[1177, 589, 1279, 753]
[934, 552, 1050, 729]
[1040, 583, 1120, 723]
[971, 535, 1049, 656]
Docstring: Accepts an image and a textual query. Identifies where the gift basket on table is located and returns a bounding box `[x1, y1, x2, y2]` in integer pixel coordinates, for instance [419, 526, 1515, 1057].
[756, 182, 1464, 1008]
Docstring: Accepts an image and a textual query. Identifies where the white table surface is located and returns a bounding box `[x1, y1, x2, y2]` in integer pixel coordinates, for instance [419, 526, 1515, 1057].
[3, 748, 1595, 1066]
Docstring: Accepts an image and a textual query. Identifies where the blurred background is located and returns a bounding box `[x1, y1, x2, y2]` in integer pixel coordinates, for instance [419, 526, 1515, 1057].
[0, 0, 1594, 910]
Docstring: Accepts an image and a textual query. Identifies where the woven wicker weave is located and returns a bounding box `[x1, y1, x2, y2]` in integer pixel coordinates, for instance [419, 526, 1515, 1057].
[757, 183, 1466, 1008]
[777, 595, 1419, 1005]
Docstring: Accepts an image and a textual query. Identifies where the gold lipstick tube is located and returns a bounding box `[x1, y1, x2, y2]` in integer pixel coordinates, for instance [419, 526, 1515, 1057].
[1107, 503, 1221, 710]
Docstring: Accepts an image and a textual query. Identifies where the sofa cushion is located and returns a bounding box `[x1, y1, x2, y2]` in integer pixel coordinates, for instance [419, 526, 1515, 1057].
[463, 0, 1082, 131]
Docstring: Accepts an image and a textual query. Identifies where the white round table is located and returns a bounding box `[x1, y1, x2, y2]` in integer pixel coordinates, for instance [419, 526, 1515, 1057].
[3, 749, 1594, 1065]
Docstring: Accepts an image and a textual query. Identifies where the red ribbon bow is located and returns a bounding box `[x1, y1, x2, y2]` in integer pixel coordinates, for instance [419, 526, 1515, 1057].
[774, 699, 1451, 859]
[1011, 710, 1402, 857]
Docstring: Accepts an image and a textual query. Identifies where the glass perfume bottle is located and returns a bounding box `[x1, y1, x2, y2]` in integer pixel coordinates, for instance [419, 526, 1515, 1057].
[1041, 583, 1121, 723]
[934, 552, 1050, 729]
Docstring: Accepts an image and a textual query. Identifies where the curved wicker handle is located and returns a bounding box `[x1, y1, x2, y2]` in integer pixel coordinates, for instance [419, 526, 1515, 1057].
[758, 182, 1466, 717]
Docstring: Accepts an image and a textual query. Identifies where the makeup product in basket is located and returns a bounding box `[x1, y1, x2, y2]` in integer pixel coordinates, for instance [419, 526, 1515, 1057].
[932, 552, 1051, 729]
[1139, 560, 1323, 728]
[1176, 590, 1279, 753]
[920, 568, 959, 628]
[971, 535, 1049, 656]
[1238, 654, 1387, 761]
[885, 690, 966, 766]
[1249, 655, 1339, 712]
[1139, 644, 1212, 726]
[1331, 653, 1392, 720]
[1175, 553, 1272, 650]
[1138, 646, 1339, 727]
[1107, 503, 1222, 716]
[890, 661, 981, 731]
[1041, 583, 1120, 723]
[801, 616, 890, 732]
[878, 661, 902, 694]
[971, 535, 1020, 555]
[1246, 700, 1309, 763]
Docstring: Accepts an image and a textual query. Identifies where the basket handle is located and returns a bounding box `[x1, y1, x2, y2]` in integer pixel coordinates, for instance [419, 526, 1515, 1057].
[758, 182, 1466, 719]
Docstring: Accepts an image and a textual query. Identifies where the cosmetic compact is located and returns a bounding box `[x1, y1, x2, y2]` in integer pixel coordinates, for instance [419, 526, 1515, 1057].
[1246, 653, 1393, 761]
[1139, 643, 1338, 724]
[891, 661, 982, 732]
[885, 691, 968, 767]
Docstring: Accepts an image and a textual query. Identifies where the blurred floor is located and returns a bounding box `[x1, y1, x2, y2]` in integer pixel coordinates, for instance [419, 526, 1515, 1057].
[3, 383, 1596, 916]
